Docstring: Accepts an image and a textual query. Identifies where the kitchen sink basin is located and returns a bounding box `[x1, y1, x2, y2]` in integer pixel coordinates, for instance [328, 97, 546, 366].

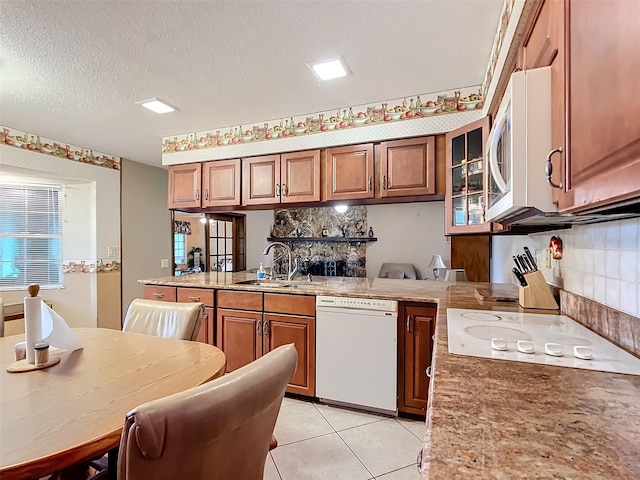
[234, 279, 322, 289]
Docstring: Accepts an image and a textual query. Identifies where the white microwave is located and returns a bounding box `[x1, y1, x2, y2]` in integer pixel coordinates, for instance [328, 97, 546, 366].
[485, 67, 557, 222]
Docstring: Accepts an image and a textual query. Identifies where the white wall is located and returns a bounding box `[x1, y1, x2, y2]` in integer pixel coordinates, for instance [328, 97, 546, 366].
[243, 210, 276, 269]
[121, 159, 172, 319]
[366, 202, 449, 279]
[490, 234, 530, 284]
[1, 144, 120, 328]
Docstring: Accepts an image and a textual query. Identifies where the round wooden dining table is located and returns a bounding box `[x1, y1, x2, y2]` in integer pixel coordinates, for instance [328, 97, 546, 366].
[0, 328, 226, 480]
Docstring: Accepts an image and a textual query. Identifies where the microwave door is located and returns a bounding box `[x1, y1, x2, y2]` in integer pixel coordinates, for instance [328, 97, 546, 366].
[488, 110, 509, 195]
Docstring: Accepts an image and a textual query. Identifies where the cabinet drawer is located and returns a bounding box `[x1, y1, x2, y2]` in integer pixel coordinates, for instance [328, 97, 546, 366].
[143, 285, 177, 302]
[218, 290, 263, 311]
[177, 288, 214, 306]
[264, 294, 315, 316]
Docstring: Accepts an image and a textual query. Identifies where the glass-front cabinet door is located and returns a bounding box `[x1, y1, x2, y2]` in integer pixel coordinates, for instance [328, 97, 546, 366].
[445, 116, 496, 235]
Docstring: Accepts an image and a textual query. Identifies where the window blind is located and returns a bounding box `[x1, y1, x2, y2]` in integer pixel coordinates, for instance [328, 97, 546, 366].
[0, 182, 63, 289]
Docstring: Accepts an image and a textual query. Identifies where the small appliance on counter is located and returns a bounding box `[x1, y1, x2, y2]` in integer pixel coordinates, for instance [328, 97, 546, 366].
[511, 246, 558, 310]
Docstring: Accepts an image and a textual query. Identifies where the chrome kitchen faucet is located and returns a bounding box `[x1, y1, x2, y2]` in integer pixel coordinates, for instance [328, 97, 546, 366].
[262, 241, 298, 281]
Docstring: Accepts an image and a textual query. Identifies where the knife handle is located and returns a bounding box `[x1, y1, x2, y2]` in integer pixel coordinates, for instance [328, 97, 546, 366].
[524, 247, 537, 271]
[513, 256, 523, 273]
[517, 255, 529, 272]
[512, 267, 528, 287]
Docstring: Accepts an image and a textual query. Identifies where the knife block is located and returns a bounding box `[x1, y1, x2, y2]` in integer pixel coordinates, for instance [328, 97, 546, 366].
[518, 271, 559, 310]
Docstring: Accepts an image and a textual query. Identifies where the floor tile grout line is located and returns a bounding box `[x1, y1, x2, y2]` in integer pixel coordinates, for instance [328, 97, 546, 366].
[275, 430, 335, 448]
[312, 401, 387, 433]
[268, 451, 283, 480]
[394, 417, 425, 442]
[335, 429, 376, 479]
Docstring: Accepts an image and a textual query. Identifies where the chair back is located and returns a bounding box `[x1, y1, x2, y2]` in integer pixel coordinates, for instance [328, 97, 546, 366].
[122, 299, 203, 341]
[378, 262, 418, 280]
[118, 344, 297, 480]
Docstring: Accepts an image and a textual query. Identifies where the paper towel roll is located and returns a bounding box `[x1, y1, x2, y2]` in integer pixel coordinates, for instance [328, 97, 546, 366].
[24, 291, 42, 364]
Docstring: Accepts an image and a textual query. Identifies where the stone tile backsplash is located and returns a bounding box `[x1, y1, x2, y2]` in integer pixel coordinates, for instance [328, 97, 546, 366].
[528, 217, 640, 317]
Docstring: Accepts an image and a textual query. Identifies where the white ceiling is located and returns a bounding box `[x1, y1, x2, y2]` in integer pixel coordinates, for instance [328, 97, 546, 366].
[0, 0, 502, 168]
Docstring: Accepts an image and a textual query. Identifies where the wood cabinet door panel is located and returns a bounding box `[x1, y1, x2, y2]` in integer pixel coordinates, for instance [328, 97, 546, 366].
[196, 307, 215, 344]
[264, 293, 315, 316]
[324, 144, 374, 200]
[202, 159, 241, 207]
[143, 285, 177, 302]
[399, 304, 436, 413]
[242, 155, 280, 205]
[561, 0, 640, 211]
[281, 150, 321, 203]
[380, 137, 435, 197]
[264, 313, 315, 396]
[450, 235, 490, 283]
[523, 0, 558, 69]
[168, 164, 201, 209]
[216, 309, 261, 372]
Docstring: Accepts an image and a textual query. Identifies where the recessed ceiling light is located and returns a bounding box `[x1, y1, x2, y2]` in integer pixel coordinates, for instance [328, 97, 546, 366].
[309, 57, 350, 81]
[135, 97, 178, 114]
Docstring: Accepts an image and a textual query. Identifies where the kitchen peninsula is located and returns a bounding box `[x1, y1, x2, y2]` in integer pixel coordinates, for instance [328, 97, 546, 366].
[140, 274, 640, 479]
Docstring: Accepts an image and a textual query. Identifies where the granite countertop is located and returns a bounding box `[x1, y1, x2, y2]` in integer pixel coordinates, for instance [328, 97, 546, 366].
[140, 274, 640, 478]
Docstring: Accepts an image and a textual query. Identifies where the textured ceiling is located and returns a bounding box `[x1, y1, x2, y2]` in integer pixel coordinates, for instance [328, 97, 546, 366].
[0, 0, 502, 167]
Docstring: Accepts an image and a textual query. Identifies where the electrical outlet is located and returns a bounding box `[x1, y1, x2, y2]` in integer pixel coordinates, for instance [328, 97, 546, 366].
[161, 259, 169, 268]
[107, 246, 119, 257]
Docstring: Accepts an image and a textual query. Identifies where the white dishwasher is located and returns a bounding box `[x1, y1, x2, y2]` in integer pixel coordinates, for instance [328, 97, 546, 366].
[316, 295, 398, 415]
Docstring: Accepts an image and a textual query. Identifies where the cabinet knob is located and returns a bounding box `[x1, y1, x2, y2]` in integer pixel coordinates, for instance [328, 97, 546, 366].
[282, 184, 287, 197]
[368, 176, 373, 191]
[425, 365, 432, 378]
[263, 319, 269, 336]
[545, 147, 564, 189]
[406, 315, 411, 332]
[204, 189, 209, 201]
[275, 183, 280, 197]
[195, 189, 200, 200]
[188, 296, 200, 302]
[153, 293, 165, 299]
[256, 320, 262, 335]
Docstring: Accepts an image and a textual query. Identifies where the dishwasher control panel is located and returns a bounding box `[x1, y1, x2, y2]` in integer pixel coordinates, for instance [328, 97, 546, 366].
[316, 295, 397, 312]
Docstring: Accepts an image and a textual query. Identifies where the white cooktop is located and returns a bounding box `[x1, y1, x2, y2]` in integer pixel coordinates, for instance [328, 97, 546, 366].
[447, 308, 640, 376]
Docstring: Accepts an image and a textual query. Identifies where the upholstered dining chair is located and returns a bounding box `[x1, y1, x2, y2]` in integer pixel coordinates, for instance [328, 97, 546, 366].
[378, 262, 419, 280]
[122, 298, 204, 341]
[117, 344, 297, 480]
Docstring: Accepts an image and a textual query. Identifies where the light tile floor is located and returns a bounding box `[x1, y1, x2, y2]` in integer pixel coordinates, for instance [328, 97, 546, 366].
[265, 397, 425, 480]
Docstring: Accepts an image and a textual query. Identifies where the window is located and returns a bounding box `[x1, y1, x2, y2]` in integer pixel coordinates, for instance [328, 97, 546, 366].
[174, 233, 186, 264]
[208, 214, 245, 272]
[0, 182, 63, 289]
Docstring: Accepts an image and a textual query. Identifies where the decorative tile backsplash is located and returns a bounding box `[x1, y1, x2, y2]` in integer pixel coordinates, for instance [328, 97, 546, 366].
[528, 217, 640, 317]
[270, 206, 370, 277]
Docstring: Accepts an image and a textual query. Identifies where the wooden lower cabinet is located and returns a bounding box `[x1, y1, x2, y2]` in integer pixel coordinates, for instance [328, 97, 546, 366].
[196, 307, 215, 345]
[398, 303, 436, 415]
[264, 313, 315, 396]
[216, 291, 316, 396]
[216, 308, 263, 373]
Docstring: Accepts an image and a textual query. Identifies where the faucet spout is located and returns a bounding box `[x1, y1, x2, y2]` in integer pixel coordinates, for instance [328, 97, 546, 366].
[262, 241, 298, 281]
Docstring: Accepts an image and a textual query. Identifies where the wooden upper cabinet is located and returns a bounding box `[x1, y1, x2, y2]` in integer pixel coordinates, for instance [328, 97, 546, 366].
[202, 159, 241, 207]
[324, 144, 374, 201]
[242, 154, 280, 206]
[445, 117, 494, 235]
[522, 0, 559, 70]
[280, 150, 321, 203]
[168, 163, 201, 209]
[558, 0, 640, 212]
[379, 137, 435, 198]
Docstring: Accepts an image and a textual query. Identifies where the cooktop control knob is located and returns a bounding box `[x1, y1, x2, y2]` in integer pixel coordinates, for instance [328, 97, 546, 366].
[574, 346, 593, 360]
[545, 343, 563, 357]
[517, 340, 535, 354]
[491, 338, 508, 351]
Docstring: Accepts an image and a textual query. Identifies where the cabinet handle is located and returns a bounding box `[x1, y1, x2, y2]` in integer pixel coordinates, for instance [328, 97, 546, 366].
[282, 184, 287, 197]
[256, 320, 262, 335]
[382, 176, 386, 190]
[195, 189, 200, 200]
[406, 315, 411, 332]
[188, 295, 200, 302]
[545, 147, 564, 189]
[275, 183, 280, 197]
[153, 293, 165, 299]
[368, 176, 373, 191]
[204, 189, 209, 201]
[263, 319, 269, 336]
[425, 365, 432, 378]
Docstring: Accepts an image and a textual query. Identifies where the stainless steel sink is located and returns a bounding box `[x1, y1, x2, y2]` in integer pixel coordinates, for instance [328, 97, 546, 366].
[234, 279, 323, 289]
